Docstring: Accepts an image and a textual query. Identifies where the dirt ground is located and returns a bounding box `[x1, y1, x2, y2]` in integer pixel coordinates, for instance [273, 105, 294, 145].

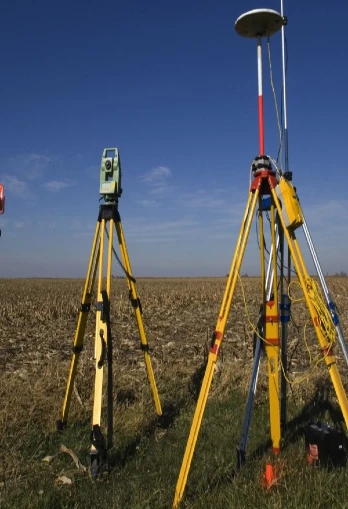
[1, 276, 348, 394]
[1, 276, 348, 501]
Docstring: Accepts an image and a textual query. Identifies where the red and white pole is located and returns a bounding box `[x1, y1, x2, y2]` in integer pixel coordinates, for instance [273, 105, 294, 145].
[257, 36, 265, 154]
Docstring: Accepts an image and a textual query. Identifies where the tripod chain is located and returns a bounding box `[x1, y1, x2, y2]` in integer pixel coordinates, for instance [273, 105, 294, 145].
[129, 290, 143, 314]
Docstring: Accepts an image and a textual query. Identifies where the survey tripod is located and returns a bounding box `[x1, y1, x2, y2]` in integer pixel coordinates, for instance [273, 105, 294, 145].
[237, 2, 348, 469]
[173, 9, 348, 507]
[57, 148, 162, 477]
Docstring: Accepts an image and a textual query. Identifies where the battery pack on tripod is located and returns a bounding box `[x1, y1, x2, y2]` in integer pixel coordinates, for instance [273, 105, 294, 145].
[305, 422, 347, 468]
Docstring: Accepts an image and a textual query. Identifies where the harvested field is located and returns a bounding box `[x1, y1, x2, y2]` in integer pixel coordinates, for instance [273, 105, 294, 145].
[1, 277, 348, 507]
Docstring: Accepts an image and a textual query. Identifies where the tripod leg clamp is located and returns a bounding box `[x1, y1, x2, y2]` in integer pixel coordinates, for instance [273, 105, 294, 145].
[129, 290, 143, 314]
[97, 330, 107, 368]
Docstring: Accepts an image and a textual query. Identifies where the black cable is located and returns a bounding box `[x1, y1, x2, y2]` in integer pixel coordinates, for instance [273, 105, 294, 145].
[277, 95, 283, 165]
[256, 208, 260, 251]
[256, 205, 275, 275]
[104, 224, 136, 283]
[262, 212, 271, 257]
[277, 248, 297, 278]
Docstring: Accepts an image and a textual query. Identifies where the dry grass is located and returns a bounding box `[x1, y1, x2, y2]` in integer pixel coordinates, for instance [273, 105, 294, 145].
[0, 276, 348, 507]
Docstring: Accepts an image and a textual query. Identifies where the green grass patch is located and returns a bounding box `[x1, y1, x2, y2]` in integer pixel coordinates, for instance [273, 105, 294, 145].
[1, 380, 348, 509]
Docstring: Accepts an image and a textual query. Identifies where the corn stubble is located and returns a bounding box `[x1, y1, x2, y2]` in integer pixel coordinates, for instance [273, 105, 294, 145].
[0, 276, 348, 508]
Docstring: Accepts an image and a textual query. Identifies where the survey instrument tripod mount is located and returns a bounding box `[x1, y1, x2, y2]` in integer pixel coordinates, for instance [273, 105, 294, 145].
[98, 202, 120, 223]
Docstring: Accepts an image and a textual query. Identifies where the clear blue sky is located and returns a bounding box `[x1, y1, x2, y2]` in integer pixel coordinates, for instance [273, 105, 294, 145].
[1, 0, 347, 277]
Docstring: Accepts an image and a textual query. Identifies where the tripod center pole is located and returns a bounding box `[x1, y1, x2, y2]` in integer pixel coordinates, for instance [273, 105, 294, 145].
[280, 0, 289, 171]
[257, 36, 264, 154]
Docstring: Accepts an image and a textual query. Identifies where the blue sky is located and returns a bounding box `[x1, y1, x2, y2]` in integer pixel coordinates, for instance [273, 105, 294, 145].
[1, 0, 347, 277]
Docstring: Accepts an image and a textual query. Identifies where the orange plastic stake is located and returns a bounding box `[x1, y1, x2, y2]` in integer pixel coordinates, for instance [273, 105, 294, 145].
[261, 463, 277, 490]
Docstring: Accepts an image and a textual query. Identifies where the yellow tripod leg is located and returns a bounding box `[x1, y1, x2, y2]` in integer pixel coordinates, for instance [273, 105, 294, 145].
[266, 203, 281, 453]
[290, 239, 348, 424]
[218, 191, 254, 320]
[173, 189, 259, 508]
[271, 188, 348, 427]
[258, 197, 266, 313]
[58, 221, 101, 429]
[257, 198, 281, 452]
[115, 220, 162, 416]
[292, 237, 348, 424]
[265, 302, 280, 453]
[90, 219, 110, 458]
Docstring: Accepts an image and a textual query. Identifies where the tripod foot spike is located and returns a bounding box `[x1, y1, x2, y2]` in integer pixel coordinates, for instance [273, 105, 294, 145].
[90, 452, 109, 480]
[90, 453, 100, 480]
[236, 447, 246, 470]
[56, 419, 66, 432]
[90, 424, 109, 479]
